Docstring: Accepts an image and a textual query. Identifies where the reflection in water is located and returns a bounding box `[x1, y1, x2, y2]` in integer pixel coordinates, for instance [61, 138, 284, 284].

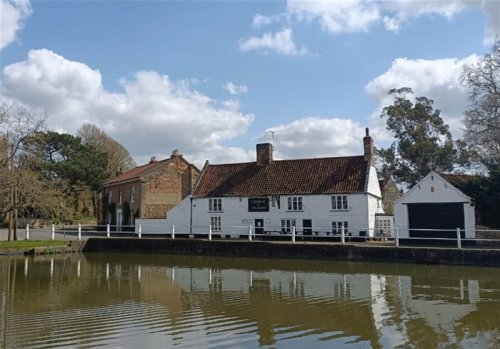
[1, 253, 500, 348]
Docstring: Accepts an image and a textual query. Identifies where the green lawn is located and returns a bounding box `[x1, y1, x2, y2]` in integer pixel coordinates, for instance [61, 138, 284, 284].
[0, 240, 69, 251]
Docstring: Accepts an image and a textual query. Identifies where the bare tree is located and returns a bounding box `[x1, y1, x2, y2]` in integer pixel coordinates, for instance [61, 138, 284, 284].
[461, 40, 500, 164]
[77, 123, 136, 176]
[0, 102, 47, 240]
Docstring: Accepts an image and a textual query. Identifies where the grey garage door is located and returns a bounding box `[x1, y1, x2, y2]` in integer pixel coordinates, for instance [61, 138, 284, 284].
[408, 203, 465, 239]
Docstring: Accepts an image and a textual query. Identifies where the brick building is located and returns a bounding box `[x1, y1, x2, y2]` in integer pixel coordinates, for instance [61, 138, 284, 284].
[102, 150, 200, 228]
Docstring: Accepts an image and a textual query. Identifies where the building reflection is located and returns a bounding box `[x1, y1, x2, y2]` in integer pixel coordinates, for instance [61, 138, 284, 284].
[1, 254, 500, 348]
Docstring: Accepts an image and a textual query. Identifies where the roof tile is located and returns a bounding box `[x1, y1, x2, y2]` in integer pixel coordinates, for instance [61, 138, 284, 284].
[194, 156, 368, 197]
[104, 159, 171, 186]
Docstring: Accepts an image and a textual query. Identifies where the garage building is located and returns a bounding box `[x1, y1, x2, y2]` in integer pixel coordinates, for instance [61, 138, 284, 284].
[394, 171, 475, 244]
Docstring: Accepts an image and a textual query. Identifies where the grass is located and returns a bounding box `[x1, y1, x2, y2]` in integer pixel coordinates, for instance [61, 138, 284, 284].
[0, 240, 69, 251]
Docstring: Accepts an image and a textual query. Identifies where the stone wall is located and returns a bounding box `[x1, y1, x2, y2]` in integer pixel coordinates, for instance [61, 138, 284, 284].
[84, 238, 500, 267]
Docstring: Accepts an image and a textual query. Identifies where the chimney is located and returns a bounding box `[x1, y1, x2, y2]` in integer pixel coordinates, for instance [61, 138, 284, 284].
[170, 149, 181, 158]
[256, 143, 273, 166]
[363, 128, 375, 166]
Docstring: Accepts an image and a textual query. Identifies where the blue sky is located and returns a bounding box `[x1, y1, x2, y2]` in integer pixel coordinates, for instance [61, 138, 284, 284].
[1, 0, 499, 167]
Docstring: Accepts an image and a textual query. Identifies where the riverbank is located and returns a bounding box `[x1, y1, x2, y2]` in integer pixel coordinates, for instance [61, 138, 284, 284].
[83, 237, 500, 267]
[0, 240, 83, 255]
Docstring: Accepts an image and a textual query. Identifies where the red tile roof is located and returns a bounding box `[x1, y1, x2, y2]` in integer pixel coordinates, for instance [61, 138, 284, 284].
[104, 159, 172, 186]
[194, 156, 368, 197]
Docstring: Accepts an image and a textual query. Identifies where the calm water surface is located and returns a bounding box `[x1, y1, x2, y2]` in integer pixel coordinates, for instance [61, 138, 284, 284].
[1, 253, 500, 348]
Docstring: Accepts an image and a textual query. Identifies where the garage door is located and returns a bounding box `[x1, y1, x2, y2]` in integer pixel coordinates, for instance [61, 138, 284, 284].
[408, 203, 465, 239]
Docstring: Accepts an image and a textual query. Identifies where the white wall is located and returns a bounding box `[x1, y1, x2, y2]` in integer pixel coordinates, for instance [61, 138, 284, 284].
[394, 172, 475, 238]
[184, 193, 375, 237]
[142, 164, 383, 237]
[366, 165, 384, 237]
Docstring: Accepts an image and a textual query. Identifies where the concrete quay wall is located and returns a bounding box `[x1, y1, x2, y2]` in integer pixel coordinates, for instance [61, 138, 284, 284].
[83, 238, 500, 267]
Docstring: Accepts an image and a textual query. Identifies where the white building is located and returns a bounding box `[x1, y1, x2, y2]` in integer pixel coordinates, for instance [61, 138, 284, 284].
[141, 129, 383, 238]
[394, 171, 475, 242]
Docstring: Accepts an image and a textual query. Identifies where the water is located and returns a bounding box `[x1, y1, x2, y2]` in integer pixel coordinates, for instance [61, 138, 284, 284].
[1, 253, 500, 349]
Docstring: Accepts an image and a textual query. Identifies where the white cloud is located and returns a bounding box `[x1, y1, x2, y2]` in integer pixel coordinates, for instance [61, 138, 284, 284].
[257, 117, 365, 159]
[482, 0, 500, 45]
[223, 82, 248, 95]
[0, 0, 32, 49]
[253, 1, 499, 45]
[287, 0, 380, 34]
[252, 13, 285, 29]
[380, 0, 470, 31]
[0, 49, 255, 167]
[239, 28, 307, 56]
[365, 55, 479, 144]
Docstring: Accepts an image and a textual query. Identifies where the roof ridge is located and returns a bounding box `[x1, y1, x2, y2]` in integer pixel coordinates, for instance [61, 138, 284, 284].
[207, 154, 365, 167]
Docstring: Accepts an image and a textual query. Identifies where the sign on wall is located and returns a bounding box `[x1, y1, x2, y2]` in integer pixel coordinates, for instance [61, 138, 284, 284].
[248, 198, 270, 212]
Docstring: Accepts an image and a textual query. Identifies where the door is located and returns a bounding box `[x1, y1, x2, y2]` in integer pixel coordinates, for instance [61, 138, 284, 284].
[255, 219, 264, 236]
[408, 203, 465, 239]
[303, 219, 312, 235]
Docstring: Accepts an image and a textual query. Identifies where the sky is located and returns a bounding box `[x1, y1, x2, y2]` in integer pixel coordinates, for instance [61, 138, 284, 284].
[1, 0, 499, 168]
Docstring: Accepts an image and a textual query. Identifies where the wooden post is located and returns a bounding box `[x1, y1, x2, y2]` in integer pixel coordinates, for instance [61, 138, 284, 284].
[457, 228, 462, 249]
[292, 226, 296, 244]
[138, 224, 142, 239]
[208, 225, 212, 241]
[26, 224, 30, 240]
[341, 225, 345, 245]
[78, 224, 82, 240]
[106, 224, 110, 238]
[248, 226, 252, 241]
[172, 225, 175, 239]
[51, 224, 55, 240]
[395, 227, 399, 248]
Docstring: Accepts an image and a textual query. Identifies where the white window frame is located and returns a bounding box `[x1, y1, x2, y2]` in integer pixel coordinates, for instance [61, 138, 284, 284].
[287, 197, 303, 211]
[332, 221, 349, 234]
[209, 198, 222, 212]
[281, 219, 296, 234]
[331, 195, 348, 210]
[211, 216, 221, 231]
[130, 186, 136, 203]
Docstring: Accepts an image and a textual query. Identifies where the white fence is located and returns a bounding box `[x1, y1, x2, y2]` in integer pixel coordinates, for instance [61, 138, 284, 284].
[4, 224, 500, 250]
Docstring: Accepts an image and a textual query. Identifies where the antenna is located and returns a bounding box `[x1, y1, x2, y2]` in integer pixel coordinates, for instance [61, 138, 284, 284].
[270, 131, 275, 148]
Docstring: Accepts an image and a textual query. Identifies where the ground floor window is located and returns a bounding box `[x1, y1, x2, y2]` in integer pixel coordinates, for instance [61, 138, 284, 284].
[332, 221, 348, 234]
[281, 219, 296, 234]
[211, 216, 221, 231]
